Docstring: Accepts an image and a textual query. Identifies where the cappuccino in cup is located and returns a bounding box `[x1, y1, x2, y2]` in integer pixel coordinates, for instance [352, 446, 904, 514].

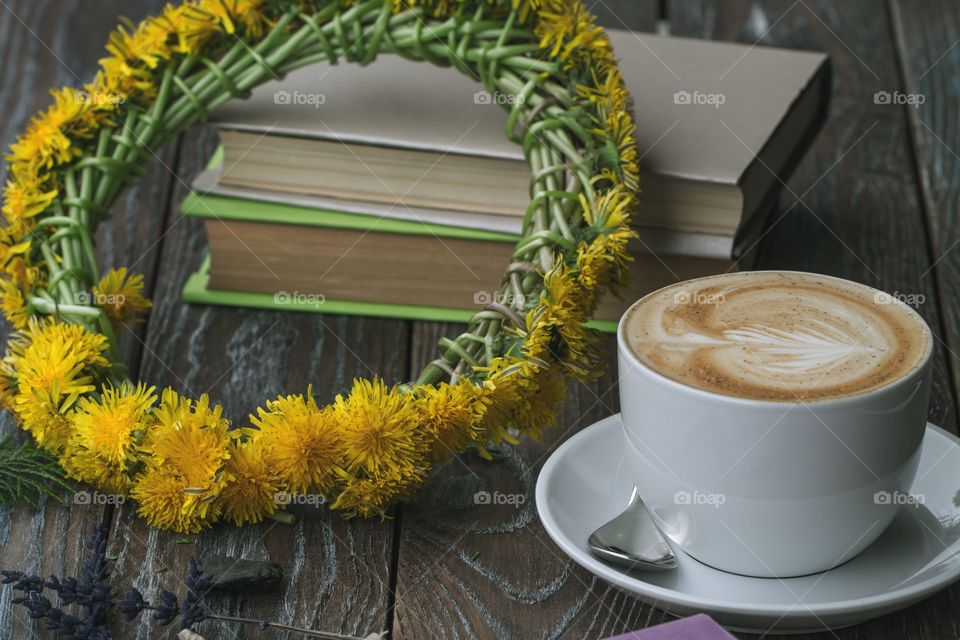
[617, 271, 932, 577]
[622, 271, 928, 401]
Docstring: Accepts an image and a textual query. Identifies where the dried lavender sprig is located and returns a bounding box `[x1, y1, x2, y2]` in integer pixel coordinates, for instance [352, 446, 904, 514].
[2, 524, 382, 639]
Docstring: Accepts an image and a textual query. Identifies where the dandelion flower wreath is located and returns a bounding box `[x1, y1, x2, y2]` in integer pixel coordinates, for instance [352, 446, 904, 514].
[0, 0, 638, 533]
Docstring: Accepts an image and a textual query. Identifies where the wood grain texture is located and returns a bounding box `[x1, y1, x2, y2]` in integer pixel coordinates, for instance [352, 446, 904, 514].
[0, 1, 175, 638]
[668, 0, 960, 638]
[105, 126, 409, 639]
[890, 0, 960, 418]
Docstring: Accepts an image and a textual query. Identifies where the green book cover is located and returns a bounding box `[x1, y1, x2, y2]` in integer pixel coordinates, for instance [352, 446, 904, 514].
[181, 191, 519, 242]
[180, 192, 618, 333]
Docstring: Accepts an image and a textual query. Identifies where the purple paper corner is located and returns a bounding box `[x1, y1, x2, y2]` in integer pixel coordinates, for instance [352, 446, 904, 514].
[603, 613, 738, 640]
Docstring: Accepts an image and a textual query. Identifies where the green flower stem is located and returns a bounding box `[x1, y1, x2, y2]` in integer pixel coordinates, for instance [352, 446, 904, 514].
[172, 37, 250, 110]
[164, 7, 325, 130]
[38, 243, 77, 307]
[95, 312, 128, 381]
[75, 131, 108, 281]
[61, 170, 89, 290]
[276, 11, 426, 71]
[28, 296, 101, 319]
[481, 315, 501, 364]
[82, 128, 113, 231]
[90, 108, 140, 206]
[525, 145, 556, 271]
[215, 2, 387, 109]
[539, 146, 575, 240]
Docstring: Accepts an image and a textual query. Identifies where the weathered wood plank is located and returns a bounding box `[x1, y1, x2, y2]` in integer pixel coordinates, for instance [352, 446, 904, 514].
[106, 126, 410, 639]
[668, 0, 960, 638]
[0, 1, 175, 638]
[890, 0, 960, 423]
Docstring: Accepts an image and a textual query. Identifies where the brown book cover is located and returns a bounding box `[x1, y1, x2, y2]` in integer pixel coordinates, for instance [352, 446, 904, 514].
[202, 218, 733, 325]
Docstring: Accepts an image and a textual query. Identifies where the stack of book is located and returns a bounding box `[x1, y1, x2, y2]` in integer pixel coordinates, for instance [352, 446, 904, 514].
[183, 30, 830, 330]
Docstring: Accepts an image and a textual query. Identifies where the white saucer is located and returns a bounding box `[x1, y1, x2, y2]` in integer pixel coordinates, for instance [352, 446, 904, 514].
[535, 414, 960, 634]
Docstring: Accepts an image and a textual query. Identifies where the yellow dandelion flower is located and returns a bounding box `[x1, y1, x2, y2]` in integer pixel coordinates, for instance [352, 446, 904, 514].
[330, 473, 387, 518]
[582, 184, 635, 230]
[2, 255, 41, 290]
[514, 368, 567, 439]
[534, 1, 611, 70]
[3, 176, 57, 226]
[20, 408, 74, 455]
[7, 87, 96, 170]
[218, 439, 279, 526]
[513, 0, 567, 23]
[415, 381, 483, 461]
[577, 186, 637, 298]
[94, 6, 193, 106]
[131, 468, 211, 534]
[0, 371, 14, 412]
[0, 224, 41, 289]
[470, 357, 541, 452]
[595, 109, 639, 193]
[97, 57, 157, 102]
[576, 65, 629, 123]
[333, 378, 428, 479]
[520, 319, 552, 365]
[391, 0, 459, 17]
[80, 74, 126, 114]
[527, 261, 587, 333]
[139, 389, 231, 527]
[155, 4, 194, 55]
[473, 379, 521, 454]
[145, 389, 230, 481]
[0, 279, 30, 330]
[92, 267, 152, 328]
[105, 16, 173, 71]
[186, 0, 270, 42]
[576, 233, 634, 299]
[523, 263, 604, 381]
[61, 382, 157, 494]
[5, 318, 110, 374]
[330, 467, 418, 519]
[4, 320, 109, 452]
[250, 389, 340, 493]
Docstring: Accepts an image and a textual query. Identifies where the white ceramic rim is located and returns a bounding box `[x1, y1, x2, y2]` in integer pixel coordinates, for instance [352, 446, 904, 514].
[615, 270, 935, 408]
[535, 413, 960, 619]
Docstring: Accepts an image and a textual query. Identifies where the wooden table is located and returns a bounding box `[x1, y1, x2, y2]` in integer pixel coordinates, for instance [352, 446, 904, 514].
[0, 1, 957, 638]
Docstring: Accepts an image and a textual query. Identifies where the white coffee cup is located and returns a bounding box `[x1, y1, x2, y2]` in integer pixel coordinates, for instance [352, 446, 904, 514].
[617, 272, 933, 577]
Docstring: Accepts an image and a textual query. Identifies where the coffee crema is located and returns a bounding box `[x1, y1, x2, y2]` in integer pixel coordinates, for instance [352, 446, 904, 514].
[622, 272, 930, 401]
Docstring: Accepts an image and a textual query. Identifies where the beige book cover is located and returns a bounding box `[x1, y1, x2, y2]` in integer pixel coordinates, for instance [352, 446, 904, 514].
[210, 29, 829, 238]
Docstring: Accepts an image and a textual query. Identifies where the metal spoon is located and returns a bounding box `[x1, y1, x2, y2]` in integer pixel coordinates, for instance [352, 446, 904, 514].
[588, 486, 677, 571]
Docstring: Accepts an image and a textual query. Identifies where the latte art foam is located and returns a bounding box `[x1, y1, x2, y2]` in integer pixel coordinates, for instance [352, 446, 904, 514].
[623, 272, 930, 401]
